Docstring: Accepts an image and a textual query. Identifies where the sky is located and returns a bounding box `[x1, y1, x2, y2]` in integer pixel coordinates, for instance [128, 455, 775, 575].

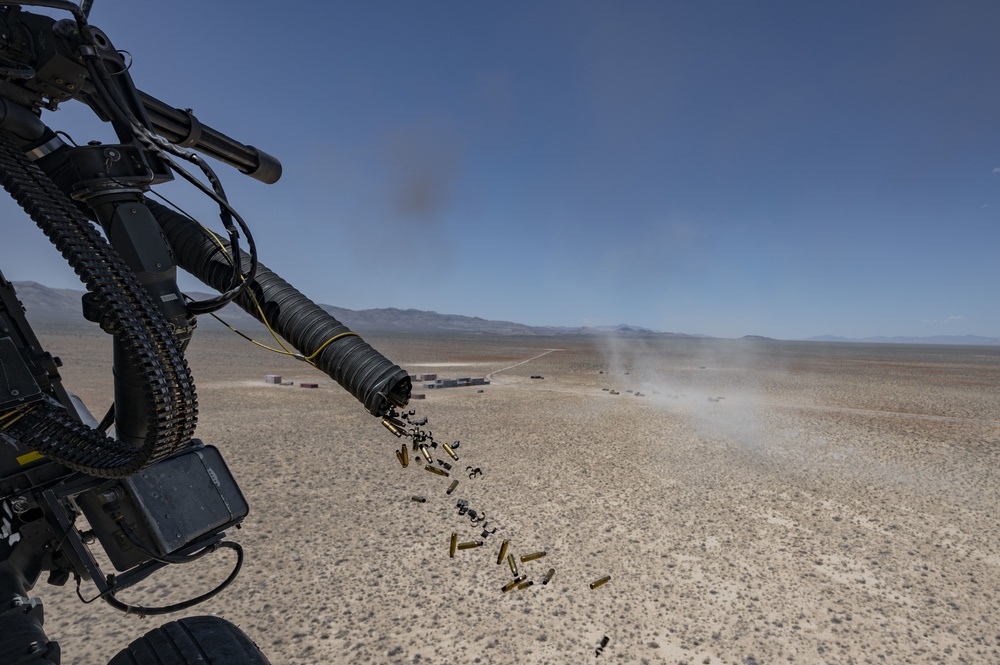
[2, 0, 1000, 340]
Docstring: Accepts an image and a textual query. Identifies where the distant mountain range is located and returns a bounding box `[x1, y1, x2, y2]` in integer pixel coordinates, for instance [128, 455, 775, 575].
[807, 334, 1000, 346]
[8, 281, 701, 338]
[10, 282, 997, 345]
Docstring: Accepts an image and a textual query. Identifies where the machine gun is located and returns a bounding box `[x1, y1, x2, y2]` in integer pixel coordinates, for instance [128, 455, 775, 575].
[0, 2, 412, 662]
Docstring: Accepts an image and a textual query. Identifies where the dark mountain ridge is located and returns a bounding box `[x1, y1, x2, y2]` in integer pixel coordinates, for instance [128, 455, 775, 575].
[12, 282, 996, 344]
[8, 281, 700, 338]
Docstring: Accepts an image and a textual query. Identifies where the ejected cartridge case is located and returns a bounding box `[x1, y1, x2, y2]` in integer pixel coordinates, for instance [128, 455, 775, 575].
[517, 580, 534, 590]
[425, 465, 449, 477]
[446, 480, 459, 495]
[501, 575, 527, 593]
[443, 442, 459, 460]
[457, 540, 484, 550]
[410, 496, 426, 503]
[497, 540, 510, 565]
[382, 417, 404, 437]
[520, 551, 546, 563]
[449, 533, 457, 558]
[400, 444, 409, 467]
[541, 568, 555, 585]
[507, 553, 518, 577]
[590, 575, 611, 590]
[419, 444, 433, 463]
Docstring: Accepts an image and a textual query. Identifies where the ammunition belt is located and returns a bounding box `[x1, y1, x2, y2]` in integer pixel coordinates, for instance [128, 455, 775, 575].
[0, 129, 197, 478]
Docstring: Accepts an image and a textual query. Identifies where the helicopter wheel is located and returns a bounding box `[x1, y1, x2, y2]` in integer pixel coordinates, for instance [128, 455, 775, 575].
[107, 616, 271, 665]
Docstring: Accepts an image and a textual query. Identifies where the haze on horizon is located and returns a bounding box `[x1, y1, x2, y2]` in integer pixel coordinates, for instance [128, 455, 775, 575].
[2, 0, 998, 341]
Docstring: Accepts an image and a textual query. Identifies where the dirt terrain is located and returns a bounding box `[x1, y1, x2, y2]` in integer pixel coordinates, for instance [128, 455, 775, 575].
[23, 325, 1000, 664]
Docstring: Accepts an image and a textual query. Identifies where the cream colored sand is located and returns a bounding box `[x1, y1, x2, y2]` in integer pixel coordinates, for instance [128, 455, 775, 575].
[25, 327, 1000, 664]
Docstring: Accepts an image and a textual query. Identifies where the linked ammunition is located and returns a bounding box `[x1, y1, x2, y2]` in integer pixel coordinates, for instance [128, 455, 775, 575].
[449, 533, 457, 558]
[520, 551, 546, 563]
[497, 540, 510, 565]
[541, 568, 555, 585]
[443, 442, 459, 460]
[457, 540, 484, 550]
[425, 465, 449, 477]
[507, 553, 518, 577]
[501, 575, 527, 593]
[590, 575, 611, 590]
[446, 480, 459, 495]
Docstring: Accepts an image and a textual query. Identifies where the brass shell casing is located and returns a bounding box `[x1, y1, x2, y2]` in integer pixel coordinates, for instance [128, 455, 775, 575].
[497, 540, 510, 565]
[501, 575, 527, 593]
[589, 575, 611, 590]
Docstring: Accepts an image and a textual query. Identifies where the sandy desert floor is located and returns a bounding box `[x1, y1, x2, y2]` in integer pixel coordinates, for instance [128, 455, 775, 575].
[19, 325, 1000, 664]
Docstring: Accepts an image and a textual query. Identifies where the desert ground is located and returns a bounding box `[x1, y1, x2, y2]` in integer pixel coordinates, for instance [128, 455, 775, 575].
[22, 324, 1000, 664]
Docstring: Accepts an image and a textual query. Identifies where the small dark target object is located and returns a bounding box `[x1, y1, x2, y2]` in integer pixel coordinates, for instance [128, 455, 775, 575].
[299, 382, 319, 389]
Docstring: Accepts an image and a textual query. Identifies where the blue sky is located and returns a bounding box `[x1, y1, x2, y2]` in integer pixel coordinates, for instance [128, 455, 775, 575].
[3, 0, 999, 339]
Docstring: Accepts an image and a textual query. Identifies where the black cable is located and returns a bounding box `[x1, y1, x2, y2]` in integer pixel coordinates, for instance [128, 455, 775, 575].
[116, 519, 217, 566]
[38, 0, 260, 313]
[102, 542, 243, 617]
[73, 542, 244, 616]
[10, 0, 262, 313]
[152, 202, 413, 416]
[82, 61, 259, 310]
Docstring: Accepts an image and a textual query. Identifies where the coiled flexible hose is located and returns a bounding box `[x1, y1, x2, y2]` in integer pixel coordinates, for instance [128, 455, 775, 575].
[149, 201, 411, 416]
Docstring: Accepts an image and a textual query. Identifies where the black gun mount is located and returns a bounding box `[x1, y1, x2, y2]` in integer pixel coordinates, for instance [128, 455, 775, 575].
[0, 2, 411, 663]
[0, 3, 281, 183]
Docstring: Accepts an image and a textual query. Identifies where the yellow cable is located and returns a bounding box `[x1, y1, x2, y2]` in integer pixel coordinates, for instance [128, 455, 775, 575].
[199, 224, 362, 366]
[304, 331, 360, 361]
[200, 225, 295, 355]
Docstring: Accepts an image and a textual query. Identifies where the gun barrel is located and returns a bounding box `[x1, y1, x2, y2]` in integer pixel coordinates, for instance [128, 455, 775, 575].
[139, 91, 282, 184]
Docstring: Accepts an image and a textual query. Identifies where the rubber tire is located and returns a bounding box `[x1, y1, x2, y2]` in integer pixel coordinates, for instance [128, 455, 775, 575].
[107, 616, 271, 665]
